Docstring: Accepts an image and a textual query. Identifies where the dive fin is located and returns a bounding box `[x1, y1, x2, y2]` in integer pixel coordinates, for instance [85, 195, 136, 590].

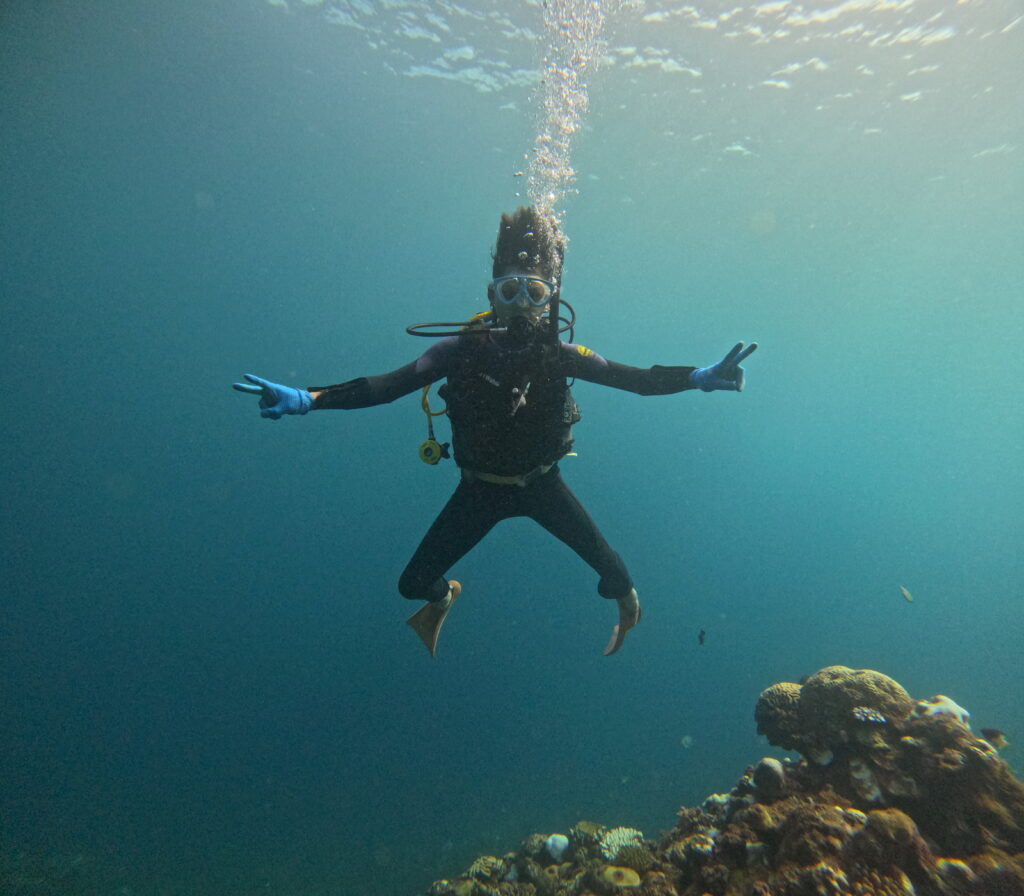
[603, 589, 641, 656]
[406, 581, 461, 657]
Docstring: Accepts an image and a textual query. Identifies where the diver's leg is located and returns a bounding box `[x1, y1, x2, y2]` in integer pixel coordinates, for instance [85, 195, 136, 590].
[399, 478, 504, 601]
[400, 478, 507, 656]
[525, 469, 640, 655]
[525, 469, 633, 597]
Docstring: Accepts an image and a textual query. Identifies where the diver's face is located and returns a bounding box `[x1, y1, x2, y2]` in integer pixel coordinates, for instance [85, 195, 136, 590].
[489, 266, 554, 326]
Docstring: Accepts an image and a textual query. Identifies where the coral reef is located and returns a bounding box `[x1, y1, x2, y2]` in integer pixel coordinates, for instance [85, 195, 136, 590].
[599, 827, 646, 862]
[425, 666, 1024, 896]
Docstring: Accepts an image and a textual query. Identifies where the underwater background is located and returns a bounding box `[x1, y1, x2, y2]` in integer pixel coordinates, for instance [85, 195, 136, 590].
[1, 0, 1021, 893]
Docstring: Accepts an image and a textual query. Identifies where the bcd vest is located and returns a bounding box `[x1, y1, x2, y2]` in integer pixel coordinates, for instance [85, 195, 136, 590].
[441, 339, 581, 476]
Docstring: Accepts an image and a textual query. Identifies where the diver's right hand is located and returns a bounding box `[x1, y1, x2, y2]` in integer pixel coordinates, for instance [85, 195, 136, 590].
[232, 374, 313, 419]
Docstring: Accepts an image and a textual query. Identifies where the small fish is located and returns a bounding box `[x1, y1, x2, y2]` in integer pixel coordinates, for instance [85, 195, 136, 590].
[698, 629, 706, 645]
[899, 585, 914, 603]
[981, 728, 1009, 750]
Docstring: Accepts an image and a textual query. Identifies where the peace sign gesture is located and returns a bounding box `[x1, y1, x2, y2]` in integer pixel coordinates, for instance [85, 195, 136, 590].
[690, 342, 759, 392]
[232, 374, 313, 418]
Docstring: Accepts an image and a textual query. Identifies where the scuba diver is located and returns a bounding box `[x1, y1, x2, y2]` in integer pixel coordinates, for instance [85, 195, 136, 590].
[233, 206, 757, 657]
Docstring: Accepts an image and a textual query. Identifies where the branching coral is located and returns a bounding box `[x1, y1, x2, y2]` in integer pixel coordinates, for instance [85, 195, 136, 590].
[598, 826, 645, 862]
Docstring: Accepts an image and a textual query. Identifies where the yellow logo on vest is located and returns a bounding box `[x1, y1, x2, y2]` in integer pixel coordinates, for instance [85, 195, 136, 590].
[576, 345, 594, 358]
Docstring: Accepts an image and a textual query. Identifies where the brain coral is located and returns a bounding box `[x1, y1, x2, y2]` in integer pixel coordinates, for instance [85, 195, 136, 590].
[754, 681, 803, 751]
[797, 666, 914, 749]
[757, 666, 915, 760]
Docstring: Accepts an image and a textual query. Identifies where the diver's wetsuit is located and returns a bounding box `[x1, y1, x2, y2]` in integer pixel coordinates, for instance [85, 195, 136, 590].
[310, 331, 696, 603]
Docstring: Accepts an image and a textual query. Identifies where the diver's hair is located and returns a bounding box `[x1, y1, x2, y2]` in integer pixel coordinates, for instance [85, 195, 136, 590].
[491, 206, 565, 285]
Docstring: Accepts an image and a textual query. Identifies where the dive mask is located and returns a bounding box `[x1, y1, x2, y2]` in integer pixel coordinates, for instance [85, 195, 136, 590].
[491, 274, 556, 307]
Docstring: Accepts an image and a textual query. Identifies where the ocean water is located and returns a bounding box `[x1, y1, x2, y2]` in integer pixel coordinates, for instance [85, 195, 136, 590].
[1, 0, 1021, 894]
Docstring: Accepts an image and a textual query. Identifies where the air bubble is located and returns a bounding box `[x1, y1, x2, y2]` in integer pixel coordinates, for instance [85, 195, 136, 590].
[526, 0, 617, 223]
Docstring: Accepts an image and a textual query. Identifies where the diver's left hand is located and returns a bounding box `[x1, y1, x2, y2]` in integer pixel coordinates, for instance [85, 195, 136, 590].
[690, 342, 758, 392]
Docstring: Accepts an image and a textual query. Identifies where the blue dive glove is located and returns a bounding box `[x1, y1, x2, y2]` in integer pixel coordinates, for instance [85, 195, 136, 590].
[232, 374, 313, 419]
[690, 342, 758, 392]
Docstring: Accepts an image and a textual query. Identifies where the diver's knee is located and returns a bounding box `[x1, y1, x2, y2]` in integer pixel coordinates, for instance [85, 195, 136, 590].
[398, 568, 423, 601]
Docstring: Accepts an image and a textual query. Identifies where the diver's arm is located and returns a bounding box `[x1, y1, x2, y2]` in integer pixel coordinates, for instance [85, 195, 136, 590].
[309, 337, 462, 409]
[566, 345, 697, 395]
[600, 361, 698, 395]
[234, 338, 461, 416]
[234, 366, 431, 415]
[308, 361, 432, 409]
[566, 341, 758, 394]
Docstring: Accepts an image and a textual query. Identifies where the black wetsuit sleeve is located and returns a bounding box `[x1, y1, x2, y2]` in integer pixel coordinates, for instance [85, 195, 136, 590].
[308, 361, 433, 409]
[570, 349, 697, 395]
[307, 337, 461, 409]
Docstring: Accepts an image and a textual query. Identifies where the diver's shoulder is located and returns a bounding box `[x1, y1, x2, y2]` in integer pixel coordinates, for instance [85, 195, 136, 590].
[416, 334, 469, 372]
[426, 334, 474, 355]
[424, 331, 494, 364]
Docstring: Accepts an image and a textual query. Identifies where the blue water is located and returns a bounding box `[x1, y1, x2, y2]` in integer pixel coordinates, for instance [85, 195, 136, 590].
[2, 0, 1021, 893]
